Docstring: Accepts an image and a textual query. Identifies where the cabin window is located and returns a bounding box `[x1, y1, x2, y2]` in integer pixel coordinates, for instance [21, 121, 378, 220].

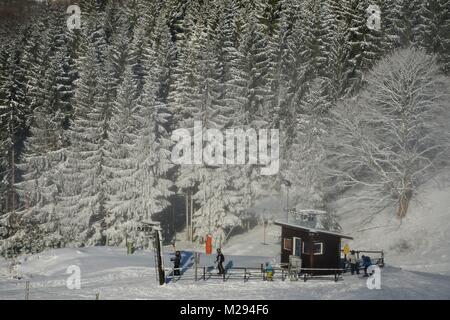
[302, 242, 309, 254]
[283, 238, 292, 251]
[302, 242, 324, 255]
[313, 242, 324, 255]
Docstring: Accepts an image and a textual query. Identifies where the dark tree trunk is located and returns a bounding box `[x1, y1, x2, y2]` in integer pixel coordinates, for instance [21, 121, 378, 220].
[397, 176, 413, 218]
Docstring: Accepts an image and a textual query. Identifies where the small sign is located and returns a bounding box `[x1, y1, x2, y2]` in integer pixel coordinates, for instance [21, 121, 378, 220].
[343, 244, 350, 255]
[205, 234, 212, 255]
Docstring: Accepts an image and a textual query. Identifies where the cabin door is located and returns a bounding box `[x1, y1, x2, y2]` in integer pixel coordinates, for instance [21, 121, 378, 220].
[292, 237, 302, 257]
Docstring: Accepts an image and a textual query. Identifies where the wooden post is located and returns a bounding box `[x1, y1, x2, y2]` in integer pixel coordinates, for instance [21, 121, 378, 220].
[194, 252, 199, 281]
[190, 190, 194, 242]
[263, 219, 266, 245]
[381, 251, 385, 267]
[309, 233, 314, 272]
[155, 229, 165, 285]
[25, 281, 30, 300]
[186, 191, 189, 241]
[203, 266, 206, 280]
[281, 268, 284, 281]
[244, 268, 247, 283]
[223, 272, 226, 282]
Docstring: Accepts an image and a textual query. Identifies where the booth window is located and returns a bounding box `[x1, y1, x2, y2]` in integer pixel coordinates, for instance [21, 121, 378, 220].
[302, 242, 324, 255]
[313, 242, 324, 255]
[283, 238, 292, 251]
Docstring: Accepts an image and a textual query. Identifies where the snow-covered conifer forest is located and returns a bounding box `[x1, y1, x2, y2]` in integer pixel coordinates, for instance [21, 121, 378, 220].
[0, 0, 449, 257]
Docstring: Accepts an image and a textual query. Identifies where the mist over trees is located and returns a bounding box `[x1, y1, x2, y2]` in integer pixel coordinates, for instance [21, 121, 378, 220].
[0, 0, 449, 255]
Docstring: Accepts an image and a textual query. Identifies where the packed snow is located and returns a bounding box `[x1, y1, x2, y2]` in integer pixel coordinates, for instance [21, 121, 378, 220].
[1, 170, 449, 300]
[1, 246, 450, 300]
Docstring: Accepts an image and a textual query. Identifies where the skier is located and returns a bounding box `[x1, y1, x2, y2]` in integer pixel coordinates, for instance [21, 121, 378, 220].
[361, 255, 372, 276]
[216, 248, 225, 275]
[348, 250, 359, 275]
[170, 250, 182, 276]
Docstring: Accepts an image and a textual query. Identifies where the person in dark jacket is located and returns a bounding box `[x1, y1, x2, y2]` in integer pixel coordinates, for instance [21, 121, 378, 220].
[171, 250, 181, 276]
[216, 248, 225, 275]
[361, 255, 372, 276]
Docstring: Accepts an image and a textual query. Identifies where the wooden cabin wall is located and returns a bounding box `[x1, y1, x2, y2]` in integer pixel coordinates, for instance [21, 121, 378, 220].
[280, 226, 342, 274]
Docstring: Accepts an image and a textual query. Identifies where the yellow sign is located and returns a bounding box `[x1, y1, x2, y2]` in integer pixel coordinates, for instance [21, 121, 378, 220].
[343, 244, 350, 255]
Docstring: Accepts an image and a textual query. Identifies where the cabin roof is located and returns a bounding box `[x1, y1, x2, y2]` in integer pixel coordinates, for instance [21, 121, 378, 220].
[274, 220, 354, 240]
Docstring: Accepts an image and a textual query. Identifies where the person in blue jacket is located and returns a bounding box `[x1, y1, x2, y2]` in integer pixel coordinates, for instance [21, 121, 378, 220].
[361, 255, 372, 276]
[265, 262, 274, 281]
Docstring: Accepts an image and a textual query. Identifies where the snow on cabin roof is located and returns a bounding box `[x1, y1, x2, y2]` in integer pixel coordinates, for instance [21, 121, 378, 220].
[274, 220, 354, 240]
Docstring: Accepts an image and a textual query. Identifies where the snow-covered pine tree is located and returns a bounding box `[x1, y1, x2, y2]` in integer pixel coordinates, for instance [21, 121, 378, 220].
[57, 17, 110, 246]
[414, 0, 450, 74]
[167, 0, 202, 128]
[283, 0, 315, 143]
[214, 0, 240, 101]
[0, 41, 29, 243]
[266, 0, 293, 131]
[13, 16, 78, 253]
[285, 77, 332, 211]
[234, 0, 272, 127]
[189, 0, 247, 245]
[318, 0, 352, 101]
[130, 30, 174, 247]
[343, 0, 386, 94]
[0, 45, 10, 224]
[382, 0, 404, 50]
[151, 11, 176, 109]
[104, 64, 141, 246]
[105, 11, 175, 246]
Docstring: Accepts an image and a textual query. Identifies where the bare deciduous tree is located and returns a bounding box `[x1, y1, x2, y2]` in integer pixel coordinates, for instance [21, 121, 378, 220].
[326, 48, 450, 218]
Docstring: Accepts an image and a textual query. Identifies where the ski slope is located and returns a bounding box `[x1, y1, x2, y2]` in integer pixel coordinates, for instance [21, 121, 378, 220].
[1, 246, 450, 300]
[335, 170, 450, 275]
[228, 170, 450, 276]
[1, 172, 449, 300]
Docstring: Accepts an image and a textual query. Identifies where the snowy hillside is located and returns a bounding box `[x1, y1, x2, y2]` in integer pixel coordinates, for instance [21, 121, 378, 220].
[336, 170, 450, 275]
[1, 246, 450, 300]
[219, 169, 450, 276]
[1, 171, 449, 301]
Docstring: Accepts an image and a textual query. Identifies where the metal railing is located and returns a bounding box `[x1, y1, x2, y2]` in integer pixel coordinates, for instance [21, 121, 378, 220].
[341, 249, 385, 267]
[164, 249, 386, 284]
[191, 265, 345, 283]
